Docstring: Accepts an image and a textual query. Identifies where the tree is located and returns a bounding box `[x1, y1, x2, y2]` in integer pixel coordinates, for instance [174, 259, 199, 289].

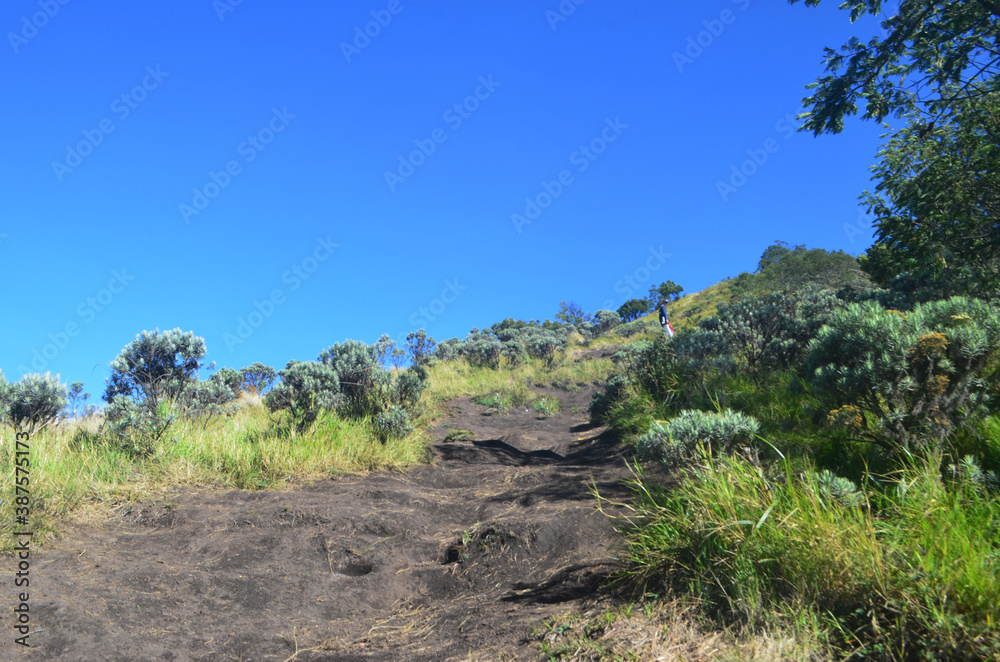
[2, 373, 68, 434]
[757, 240, 799, 271]
[858, 83, 1000, 301]
[760, 245, 871, 293]
[618, 298, 651, 323]
[555, 301, 593, 326]
[647, 280, 684, 305]
[104, 328, 207, 416]
[790, 0, 1000, 135]
[239, 362, 277, 395]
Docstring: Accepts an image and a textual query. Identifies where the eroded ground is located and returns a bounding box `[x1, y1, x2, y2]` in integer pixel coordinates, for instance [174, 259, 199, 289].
[0, 387, 636, 661]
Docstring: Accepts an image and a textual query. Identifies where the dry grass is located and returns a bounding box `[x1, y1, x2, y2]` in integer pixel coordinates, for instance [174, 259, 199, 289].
[531, 600, 827, 661]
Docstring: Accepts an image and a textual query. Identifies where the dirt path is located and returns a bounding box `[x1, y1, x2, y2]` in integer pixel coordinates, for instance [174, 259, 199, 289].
[1, 387, 635, 661]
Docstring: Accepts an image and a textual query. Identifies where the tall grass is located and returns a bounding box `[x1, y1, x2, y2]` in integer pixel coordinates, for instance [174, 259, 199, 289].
[423, 352, 613, 410]
[618, 454, 1000, 660]
[0, 404, 428, 550]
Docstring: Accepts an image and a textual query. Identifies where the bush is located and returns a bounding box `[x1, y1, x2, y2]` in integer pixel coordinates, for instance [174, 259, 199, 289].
[501, 340, 529, 368]
[1, 372, 69, 434]
[181, 370, 241, 420]
[589, 373, 633, 425]
[104, 328, 207, 428]
[374, 405, 412, 442]
[808, 296, 1000, 456]
[434, 338, 462, 362]
[681, 289, 844, 377]
[393, 366, 427, 412]
[405, 330, 437, 366]
[460, 333, 503, 369]
[101, 395, 169, 456]
[615, 319, 657, 338]
[593, 309, 620, 336]
[318, 336, 394, 418]
[264, 361, 341, 428]
[636, 408, 761, 467]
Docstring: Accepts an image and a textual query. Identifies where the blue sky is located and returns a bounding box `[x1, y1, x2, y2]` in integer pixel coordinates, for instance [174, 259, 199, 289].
[2, 0, 893, 397]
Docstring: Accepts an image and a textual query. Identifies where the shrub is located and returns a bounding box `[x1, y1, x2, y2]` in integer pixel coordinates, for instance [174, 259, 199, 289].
[101, 395, 167, 456]
[104, 328, 207, 425]
[318, 336, 394, 418]
[681, 289, 843, 377]
[808, 296, 1000, 455]
[636, 408, 761, 467]
[374, 405, 412, 442]
[460, 332, 503, 369]
[393, 365, 427, 412]
[589, 373, 632, 424]
[264, 361, 341, 428]
[526, 333, 559, 366]
[533, 396, 561, 418]
[434, 338, 462, 362]
[501, 340, 529, 368]
[1, 372, 69, 434]
[593, 309, 620, 336]
[405, 330, 437, 366]
[182, 370, 240, 420]
[811, 469, 863, 506]
[0, 372, 8, 424]
[615, 319, 656, 338]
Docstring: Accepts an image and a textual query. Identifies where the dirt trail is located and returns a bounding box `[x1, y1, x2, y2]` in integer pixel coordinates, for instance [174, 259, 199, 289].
[1, 386, 635, 661]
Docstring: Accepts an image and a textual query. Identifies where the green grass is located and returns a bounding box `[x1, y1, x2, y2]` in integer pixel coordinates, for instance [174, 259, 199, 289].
[533, 396, 562, 418]
[423, 351, 614, 411]
[0, 405, 428, 550]
[615, 454, 1000, 660]
[663, 280, 735, 332]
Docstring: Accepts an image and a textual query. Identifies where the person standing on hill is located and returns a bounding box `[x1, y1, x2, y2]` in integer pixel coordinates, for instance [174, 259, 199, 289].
[658, 300, 675, 337]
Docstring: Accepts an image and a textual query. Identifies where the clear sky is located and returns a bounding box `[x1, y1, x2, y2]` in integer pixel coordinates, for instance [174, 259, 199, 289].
[2, 0, 894, 398]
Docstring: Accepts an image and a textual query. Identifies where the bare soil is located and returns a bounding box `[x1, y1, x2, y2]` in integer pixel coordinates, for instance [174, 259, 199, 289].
[1, 386, 637, 661]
